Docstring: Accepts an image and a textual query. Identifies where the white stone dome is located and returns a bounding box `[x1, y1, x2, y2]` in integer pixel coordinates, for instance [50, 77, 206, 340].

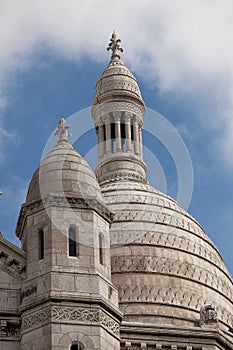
[26, 141, 104, 204]
[92, 56, 145, 112]
[101, 180, 233, 332]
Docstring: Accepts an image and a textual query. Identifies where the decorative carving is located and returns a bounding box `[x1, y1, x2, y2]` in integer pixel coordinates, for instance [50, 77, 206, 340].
[112, 255, 233, 299]
[54, 117, 71, 144]
[0, 319, 20, 338]
[92, 101, 144, 122]
[95, 79, 141, 99]
[110, 226, 225, 274]
[0, 251, 25, 281]
[22, 306, 120, 336]
[21, 285, 37, 301]
[117, 284, 233, 328]
[16, 195, 114, 235]
[22, 307, 51, 331]
[199, 304, 218, 327]
[99, 172, 147, 185]
[107, 31, 123, 59]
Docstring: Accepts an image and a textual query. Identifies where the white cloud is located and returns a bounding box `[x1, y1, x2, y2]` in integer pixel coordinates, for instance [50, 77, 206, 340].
[1, 0, 233, 165]
[0, 92, 15, 163]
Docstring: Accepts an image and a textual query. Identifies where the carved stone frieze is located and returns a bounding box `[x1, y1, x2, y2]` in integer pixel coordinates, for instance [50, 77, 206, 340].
[111, 255, 233, 300]
[111, 208, 207, 240]
[92, 101, 144, 122]
[110, 228, 224, 273]
[17, 195, 113, 235]
[117, 284, 233, 328]
[100, 172, 147, 185]
[22, 307, 51, 331]
[22, 305, 120, 336]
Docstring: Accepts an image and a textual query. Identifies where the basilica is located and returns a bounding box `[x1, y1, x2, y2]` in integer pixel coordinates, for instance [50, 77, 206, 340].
[0, 32, 232, 349]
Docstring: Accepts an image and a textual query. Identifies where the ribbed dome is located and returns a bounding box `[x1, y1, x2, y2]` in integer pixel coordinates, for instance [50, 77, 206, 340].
[92, 56, 145, 109]
[26, 142, 103, 204]
[101, 180, 233, 331]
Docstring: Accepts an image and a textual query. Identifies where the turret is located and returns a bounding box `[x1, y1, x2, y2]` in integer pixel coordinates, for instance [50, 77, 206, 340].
[92, 32, 147, 185]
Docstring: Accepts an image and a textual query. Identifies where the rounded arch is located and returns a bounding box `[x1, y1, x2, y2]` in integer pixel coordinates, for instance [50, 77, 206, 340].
[68, 225, 79, 257]
[58, 332, 94, 348]
[70, 343, 84, 350]
[99, 232, 105, 265]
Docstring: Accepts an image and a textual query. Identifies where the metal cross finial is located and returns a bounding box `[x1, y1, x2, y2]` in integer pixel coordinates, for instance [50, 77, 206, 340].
[54, 117, 71, 143]
[107, 31, 123, 59]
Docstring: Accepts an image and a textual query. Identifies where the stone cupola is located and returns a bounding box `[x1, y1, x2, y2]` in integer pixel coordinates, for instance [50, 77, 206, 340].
[92, 32, 147, 185]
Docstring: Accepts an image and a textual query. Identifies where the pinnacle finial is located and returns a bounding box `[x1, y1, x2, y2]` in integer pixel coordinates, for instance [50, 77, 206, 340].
[54, 117, 71, 144]
[107, 31, 123, 59]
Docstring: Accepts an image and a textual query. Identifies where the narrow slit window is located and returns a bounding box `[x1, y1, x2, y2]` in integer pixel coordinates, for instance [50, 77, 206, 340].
[69, 227, 78, 257]
[99, 233, 104, 265]
[38, 229, 44, 260]
[131, 124, 134, 152]
[120, 123, 126, 151]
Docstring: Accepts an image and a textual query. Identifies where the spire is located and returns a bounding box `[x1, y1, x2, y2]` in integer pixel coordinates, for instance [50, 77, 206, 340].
[107, 31, 123, 60]
[54, 117, 71, 144]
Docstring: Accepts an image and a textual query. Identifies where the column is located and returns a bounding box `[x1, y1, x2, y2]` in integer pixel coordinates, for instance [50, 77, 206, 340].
[97, 126, 100, 159]
[106, 122, 112, 154]
[125, 115, 132, 152]
[138, 125, 143, 158]
[133, 119, 140, 155]
[99, 123, 105, 159]
[115, 114, 122, 152]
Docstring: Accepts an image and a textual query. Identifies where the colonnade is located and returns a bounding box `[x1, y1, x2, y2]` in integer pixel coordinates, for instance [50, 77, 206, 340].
[97, 115, 142, 160]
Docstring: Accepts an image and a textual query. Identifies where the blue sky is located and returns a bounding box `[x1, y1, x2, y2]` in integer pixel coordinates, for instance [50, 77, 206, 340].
[0, 1, 232, 275]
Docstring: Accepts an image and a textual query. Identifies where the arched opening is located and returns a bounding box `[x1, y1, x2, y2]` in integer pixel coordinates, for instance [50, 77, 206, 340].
[99, 233, 104, 265]
[68, 226, 78, 257]
[70, 343, 83, 350]
[120, 122, 126, 152]
[38, 229, 44, 260]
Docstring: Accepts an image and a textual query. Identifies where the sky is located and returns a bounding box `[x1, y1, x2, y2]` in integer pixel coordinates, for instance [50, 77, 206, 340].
[0, 0, 232, 275]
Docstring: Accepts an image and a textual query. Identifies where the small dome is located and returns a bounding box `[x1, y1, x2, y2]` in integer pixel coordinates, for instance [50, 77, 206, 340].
[26, 142, 103, 204]
[93, 58, 144, 108]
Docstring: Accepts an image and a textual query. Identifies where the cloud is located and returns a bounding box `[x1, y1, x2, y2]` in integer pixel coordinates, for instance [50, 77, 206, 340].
[1, 0, 233, 165]
[0, 93, 16, 163]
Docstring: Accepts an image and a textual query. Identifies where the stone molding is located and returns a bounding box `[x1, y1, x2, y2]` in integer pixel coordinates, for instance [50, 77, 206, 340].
[117, 284, 233, 328]
[0, 251, 25, 281]
[0, 319, 20, 338]
[99, 171, 147, 185]
[120, 344, 201, 350]
[16, 195, 113, 237]
[110, 230, 227, 277]
[111, 255, 232, 301]
[92, 101, 144, 121]
[22, 305, 120, 337]
[112, 209, 207, 240]
[21, 285, 37, 301]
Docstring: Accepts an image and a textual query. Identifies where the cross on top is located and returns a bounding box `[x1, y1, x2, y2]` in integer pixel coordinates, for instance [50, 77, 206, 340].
[54, 117, 71, 143]
[107, 31, 123, 59]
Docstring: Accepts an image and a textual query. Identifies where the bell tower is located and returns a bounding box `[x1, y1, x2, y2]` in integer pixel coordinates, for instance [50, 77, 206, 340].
[92, 32, 147, 185]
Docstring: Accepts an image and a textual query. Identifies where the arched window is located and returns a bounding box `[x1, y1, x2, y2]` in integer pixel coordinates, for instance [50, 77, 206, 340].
[99, 233, 104, 265]
[38, 229, 44, 260]
[68, 226, 78, 257]
[70, 342, 83, 350]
